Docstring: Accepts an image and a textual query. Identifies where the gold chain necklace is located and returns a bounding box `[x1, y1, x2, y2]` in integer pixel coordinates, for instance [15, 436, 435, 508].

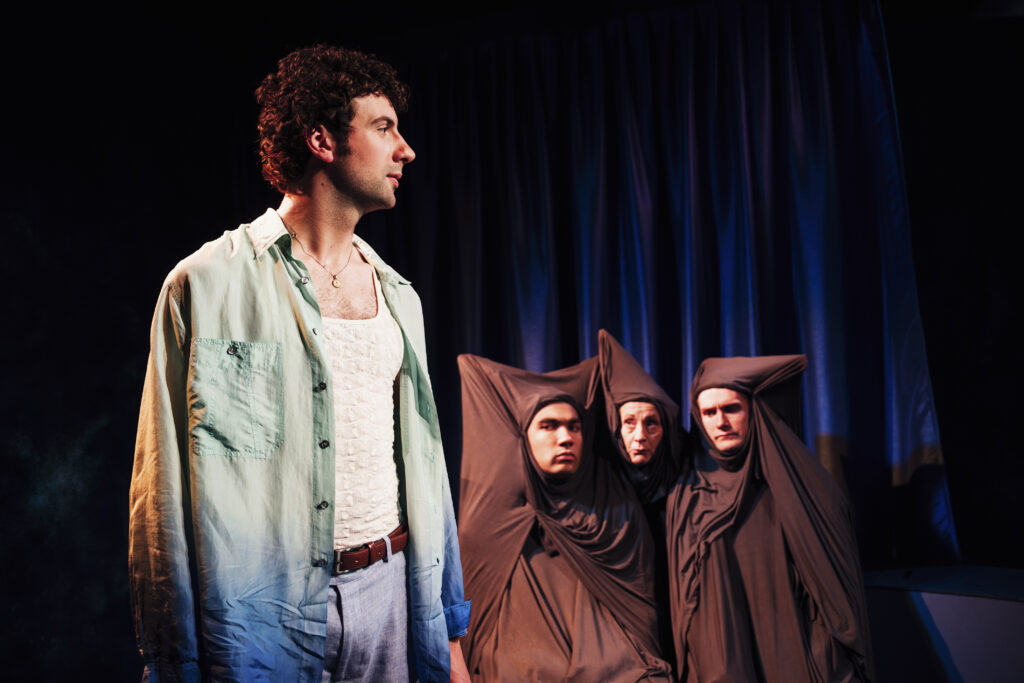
[289, 231, 354, 288]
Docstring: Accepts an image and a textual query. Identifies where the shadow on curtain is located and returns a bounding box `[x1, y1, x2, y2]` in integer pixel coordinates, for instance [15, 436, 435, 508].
[362, 0, 959, 566]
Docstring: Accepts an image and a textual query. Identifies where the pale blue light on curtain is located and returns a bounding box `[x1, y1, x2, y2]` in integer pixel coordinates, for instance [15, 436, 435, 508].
[370, 0, 958, 564]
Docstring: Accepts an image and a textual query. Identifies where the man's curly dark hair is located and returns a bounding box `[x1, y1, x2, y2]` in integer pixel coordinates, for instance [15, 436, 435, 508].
[256, 45, 410, 193]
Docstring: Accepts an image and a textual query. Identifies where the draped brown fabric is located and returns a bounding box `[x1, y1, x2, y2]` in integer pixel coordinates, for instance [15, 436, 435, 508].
[597, 329, 689, 664]
[457, 353, 672, 680]
[666, 355, 874, 682]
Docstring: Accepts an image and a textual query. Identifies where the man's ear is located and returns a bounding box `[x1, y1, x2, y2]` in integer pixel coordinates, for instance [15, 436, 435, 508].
[306, 124, 338, 163]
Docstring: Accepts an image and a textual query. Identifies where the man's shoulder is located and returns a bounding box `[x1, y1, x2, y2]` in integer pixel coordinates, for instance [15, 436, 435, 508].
[163, 210, 281, 290]
[166, 228, 245, 276]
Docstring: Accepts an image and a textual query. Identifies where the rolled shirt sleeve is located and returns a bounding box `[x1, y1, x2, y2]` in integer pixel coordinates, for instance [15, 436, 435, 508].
[441, 463, 471, 639]
[128, 276, 202, 681]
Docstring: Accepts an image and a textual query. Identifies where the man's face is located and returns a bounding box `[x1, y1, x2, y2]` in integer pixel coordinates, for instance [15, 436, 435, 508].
[696, 388, 751, 454]
[526, 402, 583, 477]
[330, 94, 415, 214]
[619, 401, 663, 465]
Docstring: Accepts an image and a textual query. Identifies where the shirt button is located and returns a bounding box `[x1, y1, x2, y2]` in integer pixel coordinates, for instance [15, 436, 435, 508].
[316, 501, 329, 510]
[312, 328, 319, 335]
[312, 559, 327, 568]
[318, 381, 327, 391]
[226, 345, 238, 355]
[319, 440, 330, 449]
[300, 275, 310, 285]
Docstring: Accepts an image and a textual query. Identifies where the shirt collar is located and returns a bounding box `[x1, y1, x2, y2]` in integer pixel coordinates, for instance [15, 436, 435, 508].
[247, 208, 290, 257]
[351, 234, 409, 285]
[246, 208, 410, 285]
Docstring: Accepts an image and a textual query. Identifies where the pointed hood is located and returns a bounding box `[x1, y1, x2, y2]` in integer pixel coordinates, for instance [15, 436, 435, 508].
[598, 329, 685, 502]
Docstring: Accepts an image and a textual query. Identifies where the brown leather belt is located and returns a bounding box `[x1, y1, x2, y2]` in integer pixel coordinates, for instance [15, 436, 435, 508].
[332, 524, 408, 575]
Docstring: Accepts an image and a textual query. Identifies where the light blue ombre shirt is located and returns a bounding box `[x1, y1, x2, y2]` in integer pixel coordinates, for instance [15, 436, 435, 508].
[129, 209, 470, 682]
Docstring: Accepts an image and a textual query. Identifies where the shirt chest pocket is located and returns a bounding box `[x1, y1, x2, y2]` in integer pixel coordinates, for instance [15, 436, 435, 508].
[188, 338, 285, 459]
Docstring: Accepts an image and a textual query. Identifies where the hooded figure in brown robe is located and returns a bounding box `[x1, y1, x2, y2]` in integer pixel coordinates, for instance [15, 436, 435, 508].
[597, 330, 688, 658]
[667, 355, 873, 682]
[457, 353, 673, 681]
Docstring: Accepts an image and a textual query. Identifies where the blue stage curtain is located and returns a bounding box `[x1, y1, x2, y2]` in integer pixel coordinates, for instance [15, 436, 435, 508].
[364, 0, 959, 565]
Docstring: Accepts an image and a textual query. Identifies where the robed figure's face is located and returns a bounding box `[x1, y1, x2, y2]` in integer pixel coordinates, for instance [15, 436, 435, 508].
[618, 401, 663, 465]
[696, 388, 751, 454]
[526, 402, 583, 477]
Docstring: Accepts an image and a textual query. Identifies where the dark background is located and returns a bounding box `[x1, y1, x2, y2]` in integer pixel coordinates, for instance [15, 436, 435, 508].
[882, 1, 1024, 573]
[1, 1, 1020, 679]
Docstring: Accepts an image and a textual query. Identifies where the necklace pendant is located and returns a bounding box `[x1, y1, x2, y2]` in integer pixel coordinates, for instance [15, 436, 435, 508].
[332, 276, 342, 288]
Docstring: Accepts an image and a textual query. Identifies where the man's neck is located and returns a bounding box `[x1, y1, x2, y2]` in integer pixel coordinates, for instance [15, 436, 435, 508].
[277, 176, 362, 261]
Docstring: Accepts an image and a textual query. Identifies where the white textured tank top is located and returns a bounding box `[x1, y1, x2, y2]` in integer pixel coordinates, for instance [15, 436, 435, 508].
[321, 266, 404, 551]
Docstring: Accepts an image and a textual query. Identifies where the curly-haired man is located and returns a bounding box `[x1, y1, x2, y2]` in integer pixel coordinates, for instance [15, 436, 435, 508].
[129, 45, 471, 682]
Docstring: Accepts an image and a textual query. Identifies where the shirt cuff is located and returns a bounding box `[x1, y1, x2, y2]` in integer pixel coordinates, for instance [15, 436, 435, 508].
[444, 599, 471, 639]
